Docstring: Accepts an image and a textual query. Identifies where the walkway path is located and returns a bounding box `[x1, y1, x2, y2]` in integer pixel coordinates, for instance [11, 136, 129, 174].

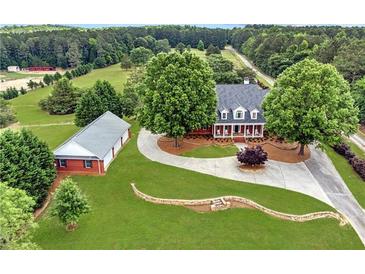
[137, 129, 365, 245]
[226, 46, 275, 87]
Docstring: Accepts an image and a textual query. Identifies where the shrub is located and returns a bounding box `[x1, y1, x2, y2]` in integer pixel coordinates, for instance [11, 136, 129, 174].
[350, 157, 365, 180]
[1, 87, 19, 100]
[236, 145, 268, 166]
[333, 142, 355, 160]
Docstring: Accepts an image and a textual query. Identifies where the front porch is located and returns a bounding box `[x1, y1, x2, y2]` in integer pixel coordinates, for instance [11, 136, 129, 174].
[213, 124, 264, 139]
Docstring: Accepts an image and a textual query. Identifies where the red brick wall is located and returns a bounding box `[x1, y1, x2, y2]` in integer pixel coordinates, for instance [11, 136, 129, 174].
[55, 159, 104, 175]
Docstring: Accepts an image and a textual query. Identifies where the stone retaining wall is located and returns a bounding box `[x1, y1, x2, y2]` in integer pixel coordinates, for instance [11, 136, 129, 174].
[131, 183, 348, 226]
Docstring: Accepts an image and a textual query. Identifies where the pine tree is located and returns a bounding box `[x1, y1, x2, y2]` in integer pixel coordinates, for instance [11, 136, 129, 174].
[75, 89, 106, 127]
[0, 129, 56, 208]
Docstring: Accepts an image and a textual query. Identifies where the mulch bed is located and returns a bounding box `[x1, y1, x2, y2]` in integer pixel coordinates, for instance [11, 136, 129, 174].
[238, 165, 266, 173]
[247, 139, 310, 163]
[158, 135, 233, 156]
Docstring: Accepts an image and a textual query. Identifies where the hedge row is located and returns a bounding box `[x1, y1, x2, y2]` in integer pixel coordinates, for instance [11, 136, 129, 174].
[333, 142, 365, 180]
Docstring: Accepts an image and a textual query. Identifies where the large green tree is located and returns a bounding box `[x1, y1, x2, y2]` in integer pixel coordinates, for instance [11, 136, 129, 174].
[52, 177, 90, 231]
[138, 51, 217, 147]
[0, 129, 56, 208]
[263, 59, 358, 155]
[120, 69, 145, 117]
[74, 89, 106, 127]
[39, 77, 80, 114]
[74, 80, 122, 127]
[0, 183, 39, 250]
[333, 39, 365, 82]
[352, 76, 365, 124]
[130, 47, 153, 66]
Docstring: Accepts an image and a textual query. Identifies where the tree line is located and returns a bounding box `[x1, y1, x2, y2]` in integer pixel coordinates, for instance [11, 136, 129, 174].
[230, 25, 365, 82]
[0, 25, 228, 70]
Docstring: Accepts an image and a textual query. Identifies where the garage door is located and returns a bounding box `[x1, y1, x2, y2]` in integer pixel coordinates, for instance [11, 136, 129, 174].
[122, 130, 129, 145]
[103, 149, 113, 170]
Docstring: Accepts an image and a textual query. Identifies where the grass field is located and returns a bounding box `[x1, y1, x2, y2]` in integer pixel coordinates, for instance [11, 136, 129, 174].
[0, 71, 45, 81]
[324, 145, 365, 209]
[4, 61, 362, 249]
[181, 144, 238, 158]
[10, 64, 130, 125]
[33, 122, 363, 249]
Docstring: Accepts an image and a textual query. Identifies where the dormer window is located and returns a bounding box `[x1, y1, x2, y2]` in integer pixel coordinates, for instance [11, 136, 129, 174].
[221, 110, 228, 120]
[236, 110, 243, 119]
[233, 107, 246, 120]
[251, 109, 258, 119]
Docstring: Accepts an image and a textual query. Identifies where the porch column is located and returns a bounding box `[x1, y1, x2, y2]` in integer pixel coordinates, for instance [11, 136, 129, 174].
[244, 125, 246, 137]
[253, 125, 256, 137]
[231, 124, 233, 138]
[213, 125, 216, 138]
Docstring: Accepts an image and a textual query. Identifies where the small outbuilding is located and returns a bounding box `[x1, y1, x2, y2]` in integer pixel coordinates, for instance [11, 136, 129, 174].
[7, 66, 20, 72]
[54, 111, 131, 175]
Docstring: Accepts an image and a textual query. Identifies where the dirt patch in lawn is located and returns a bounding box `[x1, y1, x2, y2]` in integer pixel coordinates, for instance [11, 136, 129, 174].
[158, 135, 234, 155]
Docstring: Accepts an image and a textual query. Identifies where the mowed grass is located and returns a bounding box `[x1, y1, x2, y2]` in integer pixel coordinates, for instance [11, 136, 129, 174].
[0, 71, 45, 81]
[29, 124, 79, 150]
[33, 122, 363, 250]
[324, 145, 365, 209]
[10, 64, 130, 125]
[181, 144, 238, 158]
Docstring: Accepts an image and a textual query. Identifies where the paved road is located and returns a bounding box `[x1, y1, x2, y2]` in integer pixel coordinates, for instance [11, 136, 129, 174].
[226, 46, 275, 87]
[305, 147, 365, 246]
[138, 129, 365, 245]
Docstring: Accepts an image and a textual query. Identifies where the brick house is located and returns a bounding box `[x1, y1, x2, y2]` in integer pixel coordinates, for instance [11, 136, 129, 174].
[54, 111, 131, 175]
[192, 84, 269, 142]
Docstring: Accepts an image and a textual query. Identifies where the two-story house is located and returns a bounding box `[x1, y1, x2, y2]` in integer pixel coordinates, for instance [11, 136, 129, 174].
[193, 83, 269, 142]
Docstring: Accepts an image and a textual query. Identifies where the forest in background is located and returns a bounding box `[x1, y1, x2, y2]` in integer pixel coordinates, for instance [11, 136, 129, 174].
[1, 24, 365, 83]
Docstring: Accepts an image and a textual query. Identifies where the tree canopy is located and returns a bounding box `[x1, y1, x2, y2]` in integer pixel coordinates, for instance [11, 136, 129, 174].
[262, 59, 358, 155]
[352, 76, 365, 124]
[39, 77, 80, 115]
[74, 80, 122, 127]
[130, 47, 153, 66]
[0, 98, 17, 128]
[0, 183, 39, 250]
[138, 51, 217, 146]
[52, 177, 90, 231]
[0, 129, 56, 208]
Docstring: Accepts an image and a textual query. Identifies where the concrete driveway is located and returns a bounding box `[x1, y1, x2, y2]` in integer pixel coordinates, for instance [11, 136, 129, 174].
[137, 129, 365, 245]
[138, 129, 330, 204]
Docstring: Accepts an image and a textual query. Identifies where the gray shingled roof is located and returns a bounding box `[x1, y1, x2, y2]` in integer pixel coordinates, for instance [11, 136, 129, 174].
[54, 111, 131, 159]
[216, 84, 269, 124]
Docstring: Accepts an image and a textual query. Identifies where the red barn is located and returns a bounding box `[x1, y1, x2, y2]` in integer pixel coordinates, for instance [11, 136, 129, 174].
[26, 66, 56, 71]
[54, 111, 131, 175]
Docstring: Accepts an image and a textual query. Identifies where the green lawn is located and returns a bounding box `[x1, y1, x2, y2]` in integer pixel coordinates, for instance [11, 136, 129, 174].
[33, 122, 363, 249]
[0, 71, 45, 81]
[325, 145, 365, 209]
[29, 124, 79, 150]
[181, 144, 238, 158]
[344, 138, 365, 159]
[10, 64, 130, 125]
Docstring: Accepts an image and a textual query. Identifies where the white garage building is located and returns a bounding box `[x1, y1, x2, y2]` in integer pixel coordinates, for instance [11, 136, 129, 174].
[54, 111, 131, 175]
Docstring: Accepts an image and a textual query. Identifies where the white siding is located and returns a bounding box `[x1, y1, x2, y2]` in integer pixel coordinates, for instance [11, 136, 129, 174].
[113, 138, 122, 154]
[122, 130, 129, 145]
[103, 149, 113, 170]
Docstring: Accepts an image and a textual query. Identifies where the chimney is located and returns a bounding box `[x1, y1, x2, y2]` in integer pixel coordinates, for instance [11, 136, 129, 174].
[243, 77, 250, 85]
